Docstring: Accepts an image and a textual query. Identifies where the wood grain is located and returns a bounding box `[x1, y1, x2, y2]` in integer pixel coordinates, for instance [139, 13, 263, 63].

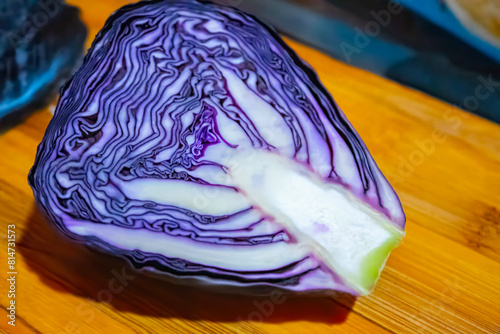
[1, 1, 499, 333]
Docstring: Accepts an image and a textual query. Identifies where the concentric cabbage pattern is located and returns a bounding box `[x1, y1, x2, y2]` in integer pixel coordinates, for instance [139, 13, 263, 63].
[29, 0, 405, 295]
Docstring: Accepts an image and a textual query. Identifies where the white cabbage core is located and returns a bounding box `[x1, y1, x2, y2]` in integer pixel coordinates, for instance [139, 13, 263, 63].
[226, 149, 404, 294]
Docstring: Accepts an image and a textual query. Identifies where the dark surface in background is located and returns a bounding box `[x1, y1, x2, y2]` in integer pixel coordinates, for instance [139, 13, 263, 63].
[223, 0, 500, 124]
[0, 0, 87, 131]
[0, 0, 497, 126]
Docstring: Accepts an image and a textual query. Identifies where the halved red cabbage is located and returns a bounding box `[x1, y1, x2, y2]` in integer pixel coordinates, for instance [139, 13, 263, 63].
[29, 0, 405, 296]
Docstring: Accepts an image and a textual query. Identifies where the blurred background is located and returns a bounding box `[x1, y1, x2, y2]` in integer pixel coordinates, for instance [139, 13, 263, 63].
[226, 0, 500, 123]
[1, 0, 499, 128]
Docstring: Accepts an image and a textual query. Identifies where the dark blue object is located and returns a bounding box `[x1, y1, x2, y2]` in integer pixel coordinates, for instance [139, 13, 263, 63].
[0, 0, 87, 130]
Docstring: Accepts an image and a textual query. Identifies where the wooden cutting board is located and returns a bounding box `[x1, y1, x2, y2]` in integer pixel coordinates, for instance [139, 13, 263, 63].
[1, 1, 499, 333]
